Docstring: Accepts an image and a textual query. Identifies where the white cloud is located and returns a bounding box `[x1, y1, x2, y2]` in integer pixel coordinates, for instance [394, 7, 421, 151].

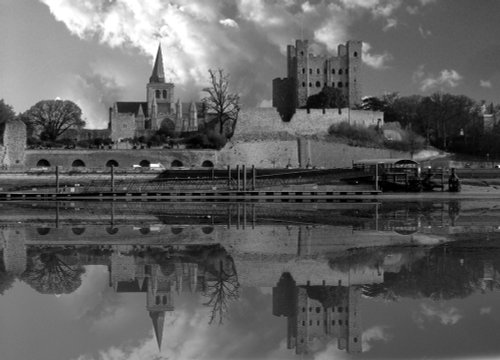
[406, 5, 419, 14]
[362, 42, 393, 69]
[414, 66, 463, 91]
[418, 25, 432, 38]
[383, 18, 398, 31]
[219, 18, 239, 28]
[480, 79, 493, 88]
[362, 326, 392, 351]
[418, 303, 463, 325]
[420, 0, 437, 5]
[480, 307, 492, 315]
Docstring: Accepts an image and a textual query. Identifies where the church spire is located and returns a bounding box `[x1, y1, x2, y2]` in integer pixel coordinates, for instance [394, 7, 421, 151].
[149, 43, 165, 83]
[149, 311, 166, 351]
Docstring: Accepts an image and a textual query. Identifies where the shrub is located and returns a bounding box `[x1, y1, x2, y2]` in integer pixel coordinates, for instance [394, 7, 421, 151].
[328, 122, 381, 147]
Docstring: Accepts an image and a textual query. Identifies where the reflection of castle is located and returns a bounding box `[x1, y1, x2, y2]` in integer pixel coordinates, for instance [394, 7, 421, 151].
[273, 273, 362, 355]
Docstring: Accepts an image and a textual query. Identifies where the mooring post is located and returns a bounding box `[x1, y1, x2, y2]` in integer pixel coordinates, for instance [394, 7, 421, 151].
[236, 164, 241, 191]
[111, 165, 115, 192]
[56, 166, 60, 193]
[252, 165, 256, 190]
[227, 165, 231, 189]
[242, 164, 247, 191]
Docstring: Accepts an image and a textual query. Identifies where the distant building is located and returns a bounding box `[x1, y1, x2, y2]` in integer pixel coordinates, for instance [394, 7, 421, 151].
[273, 39, 363, 115]
[109, 44, 207, 142]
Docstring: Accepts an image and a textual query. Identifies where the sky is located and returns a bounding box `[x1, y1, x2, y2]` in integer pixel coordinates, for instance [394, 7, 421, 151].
[1, 0, 500, 129]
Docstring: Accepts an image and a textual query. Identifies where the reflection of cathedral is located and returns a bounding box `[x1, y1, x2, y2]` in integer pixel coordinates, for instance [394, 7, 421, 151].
[109, 44, 207, 142]
[273, 273, 362, 355]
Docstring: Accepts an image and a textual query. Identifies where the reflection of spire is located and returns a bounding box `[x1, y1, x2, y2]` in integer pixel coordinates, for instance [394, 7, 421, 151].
[149, 310, 165, 351]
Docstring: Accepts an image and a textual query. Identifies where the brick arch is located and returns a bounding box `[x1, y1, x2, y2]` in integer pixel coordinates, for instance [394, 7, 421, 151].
[36, 159, 51, 167]
[171, 160, 183, 168]
[201, 160, 214, 168]
[106, 160, 119, 168]
[139, 160, 150, 167]
[72, 159, 85, 167]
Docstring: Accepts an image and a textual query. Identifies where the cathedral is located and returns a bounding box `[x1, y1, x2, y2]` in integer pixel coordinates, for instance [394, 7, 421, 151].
[109, 44, 206, 142]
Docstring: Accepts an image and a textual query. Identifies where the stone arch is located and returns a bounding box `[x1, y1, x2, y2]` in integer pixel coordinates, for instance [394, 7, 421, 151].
[171, 160, 183, 168]
[106, 227, 119, 235]
[139, 160, 150, 168]
[171, 227, 183, 234]
[72, 227, 85, 235]
[36, 159, 51, 167]
[201, 160, 214, 168]
[37, 227, 50, 235]
[202, 226, 214, 234]
[139, 227, 150, 235]
[72, 159, 85, 167]
[106, 160, 119, 168]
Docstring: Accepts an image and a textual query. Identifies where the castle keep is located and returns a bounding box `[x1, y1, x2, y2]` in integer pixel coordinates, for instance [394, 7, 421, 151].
[109, 44, 206, 142]
[273, 40, 362, 111]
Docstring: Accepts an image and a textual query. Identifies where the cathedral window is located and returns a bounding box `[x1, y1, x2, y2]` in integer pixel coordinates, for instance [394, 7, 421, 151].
[338, 82, 343, 88]
[162, 90, 167, 98]
[155, 90, 161, 98]
[315, 81, 321, 87]
[339, 69, 343, 75]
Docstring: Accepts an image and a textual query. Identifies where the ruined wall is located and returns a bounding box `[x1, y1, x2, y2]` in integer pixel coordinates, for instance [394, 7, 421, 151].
[234, 108, 383, 137]
[3, 119, 26, 170]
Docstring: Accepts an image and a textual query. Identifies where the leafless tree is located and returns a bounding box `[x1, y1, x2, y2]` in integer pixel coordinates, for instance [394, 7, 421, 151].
[203, 259, 240, 325]
[202, 69, 240, 137]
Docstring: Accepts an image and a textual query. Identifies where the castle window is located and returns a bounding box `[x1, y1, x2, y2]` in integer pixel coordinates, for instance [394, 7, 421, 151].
[338, 307, 343, 312]
[346, 320, 349, 325]
[316, 307, 321, 313]
[155, 90, 161, 98]
[332, 82, 335, 87]
[162, 90, 167, 98]
[317, 320, 320, 326]
[162, 296, 168, 305]
[302, 82, 306, 87]
[302, 68, 305, 74]
[332, 69, 335, 74]
[346, 69, 349, 74]
[315, 81, 321, 87]
[316, 68, 320, 74]
[309, 307, 312, 312]
[345, 82, 349, 87]
[302, 307, 306, 312]
[309, 82, 312, 87]
[339, 69, 343, 75]
[302, 321, 305, 326]
[309, 320, 312, 325]
[300, 51, 304, 56]
[324, 68, 327, 74]
[354, 51, 358, 57]
[332, 320, 335, 325]
[309, 68, 312, 74]
[338, 82, 343, 88]
[339, 320, 343, 325]
[354, 337, 358, 343]
[346, 306, 349, 312]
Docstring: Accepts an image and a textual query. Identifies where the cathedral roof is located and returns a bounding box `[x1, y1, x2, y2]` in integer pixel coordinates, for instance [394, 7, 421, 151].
[116, 102, 148, 117]
[149, 44, 166, 83]
[149, 311, 166, 351]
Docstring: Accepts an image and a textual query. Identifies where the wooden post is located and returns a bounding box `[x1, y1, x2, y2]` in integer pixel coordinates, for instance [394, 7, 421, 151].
[56, 166, 60, 193]
[111, 165, 115, 192]
[227, 165, 231, 189]
[375, 163, 379, 191]
[441, 171, 445, 192]
[211, 167, 215, 180]
[252, 165, 256, 190]
[236, 165, 241, 191]
[242, 165, 246, 191]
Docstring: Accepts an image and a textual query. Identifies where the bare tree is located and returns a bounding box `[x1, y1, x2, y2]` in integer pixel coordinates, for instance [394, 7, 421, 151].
[203, 259, 240, 325]
[22, 99, 85, 142]
[202, 69, 240, 137]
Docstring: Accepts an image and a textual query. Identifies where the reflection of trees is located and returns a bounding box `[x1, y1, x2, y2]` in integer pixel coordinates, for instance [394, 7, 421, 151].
[0, 254, 15, 295]
[203, 258, 239, 325]
[21, 251, 85, 294]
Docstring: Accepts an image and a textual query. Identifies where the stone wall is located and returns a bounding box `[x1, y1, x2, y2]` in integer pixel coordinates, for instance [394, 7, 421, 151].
[234, 108, 383, 138]
[25, 149, 218, 169]
[3, 119, 26, 169]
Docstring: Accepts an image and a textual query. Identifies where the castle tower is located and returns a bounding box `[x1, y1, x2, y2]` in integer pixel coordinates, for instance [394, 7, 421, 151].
[147, 44, 175, 125]
[346, 41, 362, 108]
[189, 101, 198, 132]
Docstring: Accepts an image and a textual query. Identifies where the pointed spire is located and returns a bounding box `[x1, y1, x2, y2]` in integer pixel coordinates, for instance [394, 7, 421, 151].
[150, 43, 165, 83]
[137, 104, 144, 117]
[149, 311, 165, 351]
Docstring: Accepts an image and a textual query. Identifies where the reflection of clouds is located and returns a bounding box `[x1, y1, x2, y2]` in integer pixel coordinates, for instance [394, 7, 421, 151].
[480, 307, 492, 315]
[415, 303, 463, 326]
[362, 326, 392, 352]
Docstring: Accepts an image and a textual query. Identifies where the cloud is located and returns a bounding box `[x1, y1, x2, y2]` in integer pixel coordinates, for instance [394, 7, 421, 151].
[419, 0, 437, 5]
[414, 66, 463, 91]
[383, 18, 398, 31]
[362, 43, 393, 69]
[480, 307, 492, 315]
[418, 25, 432, 38]
[480, 79, 493, 88]
[362, 326, 392, 351]
[417, 303, 463, 326]
[219, 18, 239, 28]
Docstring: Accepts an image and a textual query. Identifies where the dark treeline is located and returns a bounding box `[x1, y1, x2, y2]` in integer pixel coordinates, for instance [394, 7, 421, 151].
[362, 92, 500, 158]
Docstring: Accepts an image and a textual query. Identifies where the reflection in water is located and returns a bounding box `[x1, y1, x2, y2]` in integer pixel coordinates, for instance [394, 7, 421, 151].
[2, 200, 500, 358]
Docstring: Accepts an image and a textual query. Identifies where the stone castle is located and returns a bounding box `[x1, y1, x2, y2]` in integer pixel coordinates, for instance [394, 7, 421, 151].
[109, 44, 207, 142]
[273, 40, 362, 116]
